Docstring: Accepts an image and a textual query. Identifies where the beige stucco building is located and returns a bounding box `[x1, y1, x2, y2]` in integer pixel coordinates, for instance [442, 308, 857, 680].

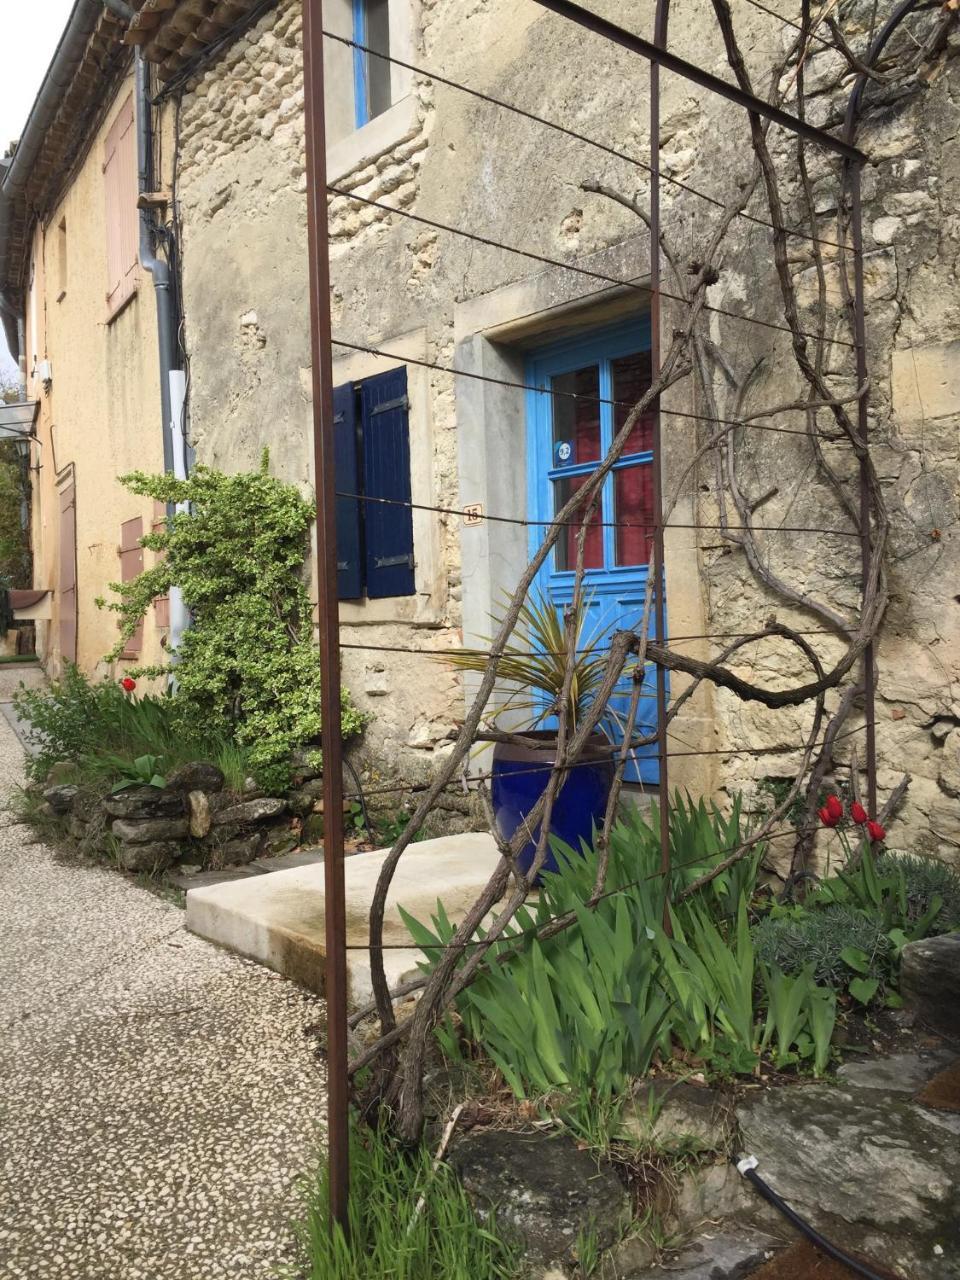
[2, 0, 959, 858]
[1, 10, 179, 679]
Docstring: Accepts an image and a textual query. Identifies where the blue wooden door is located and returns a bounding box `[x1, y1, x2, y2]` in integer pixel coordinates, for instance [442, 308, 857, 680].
[525, 317, 665, 784]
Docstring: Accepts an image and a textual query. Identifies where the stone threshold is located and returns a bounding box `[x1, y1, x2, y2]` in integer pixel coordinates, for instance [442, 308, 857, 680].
[167, 846, 324, 891]
[185, 832, 501, 1007]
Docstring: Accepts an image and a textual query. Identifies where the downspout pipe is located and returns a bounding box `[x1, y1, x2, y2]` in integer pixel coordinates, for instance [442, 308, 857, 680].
[134, 51, 190, 657]
[135, 51, 177, 479]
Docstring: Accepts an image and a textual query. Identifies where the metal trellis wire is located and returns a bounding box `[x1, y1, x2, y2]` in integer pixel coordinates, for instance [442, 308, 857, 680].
[301, 0, 901, 1228]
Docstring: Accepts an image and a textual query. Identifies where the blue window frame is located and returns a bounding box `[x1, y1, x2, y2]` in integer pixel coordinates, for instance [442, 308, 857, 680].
[352, 0, 392, 129]
[525, 314, 666, 783]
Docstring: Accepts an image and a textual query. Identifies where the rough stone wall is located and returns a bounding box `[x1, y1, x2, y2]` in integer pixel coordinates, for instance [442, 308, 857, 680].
[174, 0, 960, 859]
[693, 7, 960, 865]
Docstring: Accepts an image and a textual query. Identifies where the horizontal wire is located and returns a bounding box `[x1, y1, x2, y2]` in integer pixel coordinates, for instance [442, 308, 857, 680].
[328, 185, 858, 350]
[335, 488, 861, 538]
[740, 0, 834, 47]
[339, 723, 868, 810]
[341, 824, 830, 952]
[331, 339, 857, 440]
[322, 28, 854, 256]
[340, 629, 849, 660]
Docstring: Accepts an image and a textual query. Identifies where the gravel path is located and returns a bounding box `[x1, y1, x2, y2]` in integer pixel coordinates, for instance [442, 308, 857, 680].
[0, 713, 328, 1280]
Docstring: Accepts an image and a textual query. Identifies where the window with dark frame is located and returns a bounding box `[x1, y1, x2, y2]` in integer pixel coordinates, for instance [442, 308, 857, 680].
[334, 365, 415, 601]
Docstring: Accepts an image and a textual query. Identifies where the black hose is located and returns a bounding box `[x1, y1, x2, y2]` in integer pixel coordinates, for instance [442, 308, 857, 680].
[734, 1156, 890, 1280]
[343, 756, 373, 840]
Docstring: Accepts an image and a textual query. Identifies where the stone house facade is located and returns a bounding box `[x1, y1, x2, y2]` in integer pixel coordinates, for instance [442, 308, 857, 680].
[2, 0, 958, 858]
[166, 0, 960, 860]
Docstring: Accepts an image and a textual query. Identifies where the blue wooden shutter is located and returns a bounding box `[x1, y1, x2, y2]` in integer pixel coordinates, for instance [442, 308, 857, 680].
[333, 381, 363, 600]
[360, 366, 415, 598]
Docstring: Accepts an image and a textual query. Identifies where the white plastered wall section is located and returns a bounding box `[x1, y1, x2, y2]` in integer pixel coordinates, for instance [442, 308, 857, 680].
[452, 231, 717, 798]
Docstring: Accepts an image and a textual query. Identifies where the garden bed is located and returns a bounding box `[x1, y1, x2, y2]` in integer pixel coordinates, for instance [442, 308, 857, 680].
[313, 795, 960, 1280]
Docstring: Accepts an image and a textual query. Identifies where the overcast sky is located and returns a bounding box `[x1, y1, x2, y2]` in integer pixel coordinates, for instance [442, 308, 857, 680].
[0, 0, 76, 380]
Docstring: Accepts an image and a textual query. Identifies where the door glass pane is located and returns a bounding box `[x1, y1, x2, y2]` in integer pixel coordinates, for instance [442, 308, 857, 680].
[615, 463, 654, 566]
[612, 350, 653, 455]
[554, 473, 603, 571]
[551, 365, 600, 465]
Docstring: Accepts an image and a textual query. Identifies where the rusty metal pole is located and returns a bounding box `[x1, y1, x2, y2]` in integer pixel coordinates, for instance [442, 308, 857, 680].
[650, 3, 672, 931]
[302, 0, 350, 1231]
[849, 163, 878, 817]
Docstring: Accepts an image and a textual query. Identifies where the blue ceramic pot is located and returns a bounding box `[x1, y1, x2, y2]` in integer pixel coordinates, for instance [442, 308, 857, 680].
[491, 731, 615, 883]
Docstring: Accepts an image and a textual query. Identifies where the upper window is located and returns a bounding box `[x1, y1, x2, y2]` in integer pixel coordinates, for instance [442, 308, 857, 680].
[334, 365, 415, 600]
[103, 95, 139, 319]
[352, 0, 392, 127]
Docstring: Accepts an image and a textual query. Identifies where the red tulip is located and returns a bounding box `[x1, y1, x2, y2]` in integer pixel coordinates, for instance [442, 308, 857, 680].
[824, 794, 844, 823]
[818, 805, 840, 828]
[121, 677, 136, 692]
[866, 820, 886, 843]
[850, 801, 868, 825]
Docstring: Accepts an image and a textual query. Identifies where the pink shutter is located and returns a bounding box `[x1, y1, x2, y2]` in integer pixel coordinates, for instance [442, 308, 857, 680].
[104, 96, 138, 318]
[119, 516, 144, 657]
[58, 483, 77, 665]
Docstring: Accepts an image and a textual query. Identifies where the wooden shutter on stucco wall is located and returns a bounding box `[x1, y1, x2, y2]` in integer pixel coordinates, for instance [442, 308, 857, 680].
[119, 517, 144, 657]
[103, 95, 139, 318]
[360, 366, 415, 599]
[58, 483, 77, 665]
[333, 382, 363, 600]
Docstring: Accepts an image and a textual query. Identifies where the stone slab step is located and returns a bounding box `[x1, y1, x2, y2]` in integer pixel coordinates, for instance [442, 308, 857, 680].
[168, 865, 262, 892]
[250, 847, 323, 874]
[185, 832, 501, 1007]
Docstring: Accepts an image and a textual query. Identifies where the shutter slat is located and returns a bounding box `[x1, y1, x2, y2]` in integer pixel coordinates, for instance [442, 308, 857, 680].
[104, 95, 137, 316]
[120, 516, 144, 655]
[361, 366, 415, 599]
[333, 382, 363, 600]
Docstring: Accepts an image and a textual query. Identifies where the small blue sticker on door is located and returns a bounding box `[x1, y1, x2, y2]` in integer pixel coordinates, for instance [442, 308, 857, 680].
[555, 440, 573, 465]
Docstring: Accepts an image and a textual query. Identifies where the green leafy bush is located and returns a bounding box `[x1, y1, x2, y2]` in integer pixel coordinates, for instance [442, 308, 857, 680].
[0, 439, 31, 586]
[100, 454, 366, 791]
[875, 852, 960, 932]
[753, 904, 892, 989]
[293, 1115, 520, 1280]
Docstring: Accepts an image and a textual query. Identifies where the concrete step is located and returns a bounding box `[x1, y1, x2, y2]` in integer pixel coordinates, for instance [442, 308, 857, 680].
[185, 832, 501, 1007]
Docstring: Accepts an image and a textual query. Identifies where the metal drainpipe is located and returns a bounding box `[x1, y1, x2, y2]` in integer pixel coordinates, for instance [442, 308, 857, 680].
[134, 51, 189, 658]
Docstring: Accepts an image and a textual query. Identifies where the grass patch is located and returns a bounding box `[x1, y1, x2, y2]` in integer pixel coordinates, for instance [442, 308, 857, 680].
[291, 1117, 520, 1280]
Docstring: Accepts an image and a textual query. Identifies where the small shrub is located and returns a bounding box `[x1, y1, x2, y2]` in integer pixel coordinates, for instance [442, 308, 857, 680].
[14, 665, 125, 780]
[292, 1117, 520, 1280]
[753, 903, 891, 988]
[875, 852, 960, 932]
[13, 666, 253, 794]
[100, 455, 367, 791]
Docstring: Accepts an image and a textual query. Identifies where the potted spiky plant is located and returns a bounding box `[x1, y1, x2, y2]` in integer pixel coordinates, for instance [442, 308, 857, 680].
[442, 594, 616, 883]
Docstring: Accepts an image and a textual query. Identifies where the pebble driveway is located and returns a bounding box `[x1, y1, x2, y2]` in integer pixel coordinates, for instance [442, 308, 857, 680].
[0, 711, 328, 1280]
